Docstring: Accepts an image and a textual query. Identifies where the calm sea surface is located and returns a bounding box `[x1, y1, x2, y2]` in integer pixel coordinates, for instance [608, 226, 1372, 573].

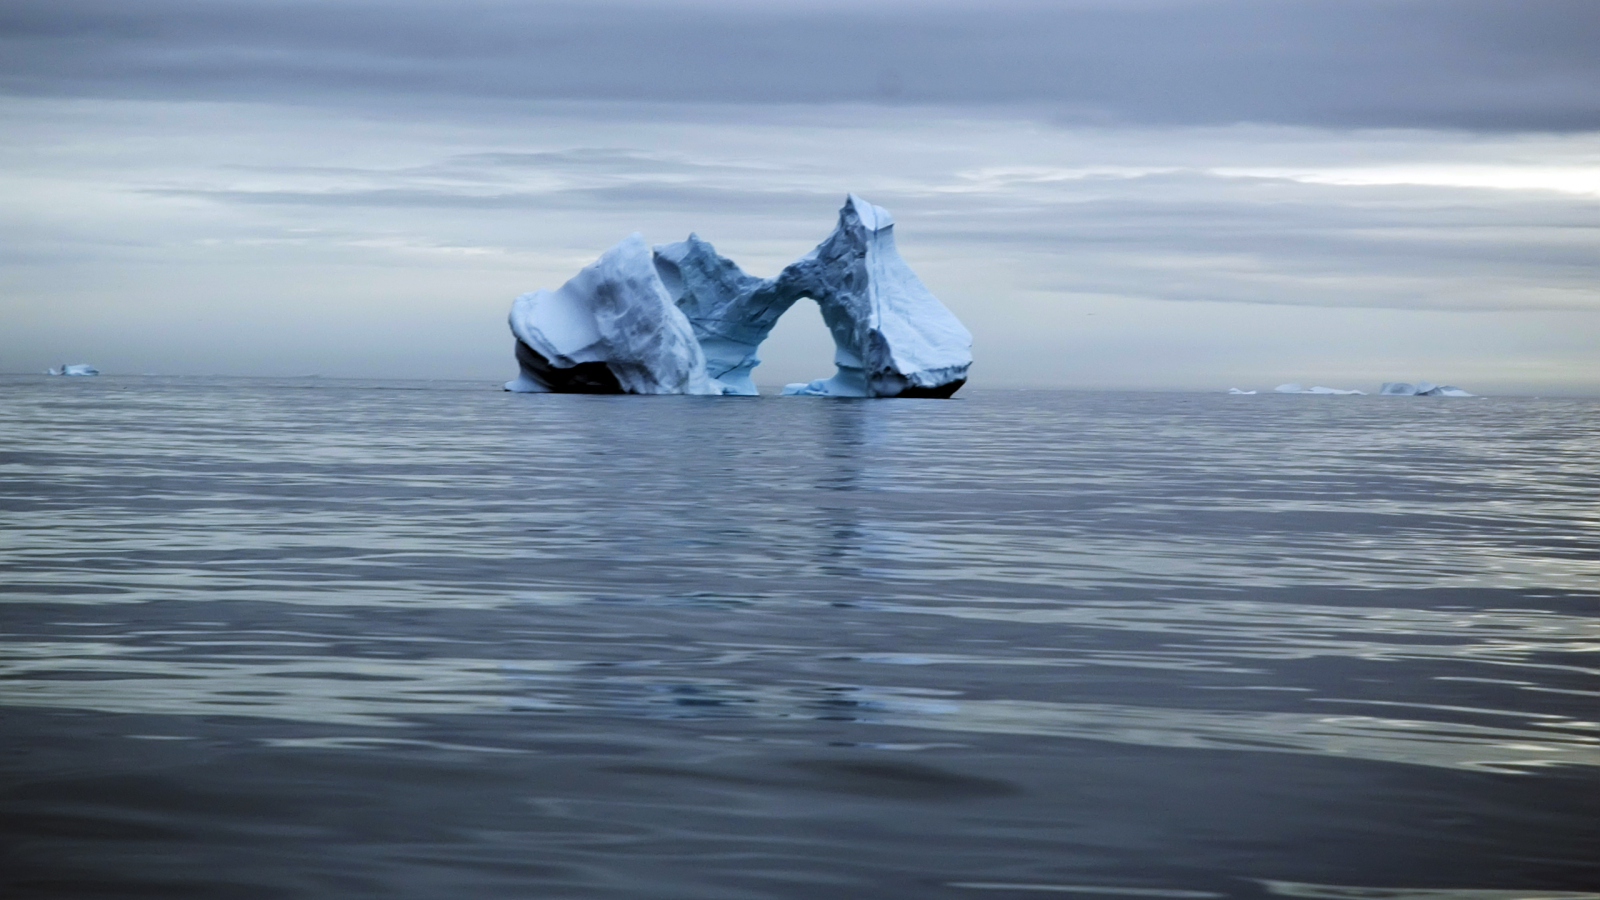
[2, 376, 1597, 899]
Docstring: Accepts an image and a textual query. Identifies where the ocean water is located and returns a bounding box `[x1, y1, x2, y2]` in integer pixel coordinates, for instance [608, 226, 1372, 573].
[2, 376, 1597, 899]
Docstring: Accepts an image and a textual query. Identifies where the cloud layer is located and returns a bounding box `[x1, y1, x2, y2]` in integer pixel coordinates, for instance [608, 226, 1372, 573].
[2, 1, 1598, 391]
[4, 0, 1599, 130]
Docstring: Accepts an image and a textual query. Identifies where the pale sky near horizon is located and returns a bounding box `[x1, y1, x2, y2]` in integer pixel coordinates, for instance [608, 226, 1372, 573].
[3, 0, 1598, 393]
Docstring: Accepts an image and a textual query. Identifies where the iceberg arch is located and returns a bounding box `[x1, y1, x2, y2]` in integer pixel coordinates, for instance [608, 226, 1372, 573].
[771, 195, 972, 398]
[506, 195, 972, 398]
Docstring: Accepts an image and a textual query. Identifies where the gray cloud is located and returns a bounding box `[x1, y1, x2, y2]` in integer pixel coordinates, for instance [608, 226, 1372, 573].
[153, 175, 1600, 282]
[3, 19, 1597, 394]
[2, 0, 1598, 130]
[133, 144, 1600, 315]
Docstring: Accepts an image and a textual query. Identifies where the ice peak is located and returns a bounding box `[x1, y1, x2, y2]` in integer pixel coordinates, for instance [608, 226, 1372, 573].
[844, 193, 893, 232]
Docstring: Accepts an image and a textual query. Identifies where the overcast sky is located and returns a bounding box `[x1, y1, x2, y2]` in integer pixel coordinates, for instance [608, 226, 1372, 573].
[3, 0, 1598, 392]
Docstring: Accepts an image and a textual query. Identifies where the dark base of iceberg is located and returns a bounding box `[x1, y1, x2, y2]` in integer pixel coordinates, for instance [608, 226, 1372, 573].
[892, 379, 967, 399]
[508, 341, 625, 394]
[505, 196, 972, 398]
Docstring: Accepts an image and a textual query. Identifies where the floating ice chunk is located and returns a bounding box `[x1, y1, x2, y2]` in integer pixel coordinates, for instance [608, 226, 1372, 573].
[1227, 388, 1257, 395]
[505, 234, 715, 395]
[1274, 383, 1363, 395]
[1380, 381, 1475, 397]
[47, 363, 99, 376]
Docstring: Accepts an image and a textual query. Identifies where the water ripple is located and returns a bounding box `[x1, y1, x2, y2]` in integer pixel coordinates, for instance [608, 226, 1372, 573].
[2, 377, 1597, 894]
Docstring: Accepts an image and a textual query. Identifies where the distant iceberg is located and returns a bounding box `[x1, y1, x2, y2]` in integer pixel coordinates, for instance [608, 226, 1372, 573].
[1274, 383, 1364, 395]
[1227, 388, 1257, 395]
[1380, 381, 1475, 397]
[506, 195, 972, 398]
[46, 363, 99, 376]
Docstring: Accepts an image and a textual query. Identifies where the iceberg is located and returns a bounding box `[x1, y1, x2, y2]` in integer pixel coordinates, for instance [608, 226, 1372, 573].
[1227, 388, 1257, 395]
[1270, 380, 1476, 397]
[506, 195, 972, 398]
[1380, 381, 1475, 397]
[1274, 383, 1364, 395]
[46, 363, 99, 376]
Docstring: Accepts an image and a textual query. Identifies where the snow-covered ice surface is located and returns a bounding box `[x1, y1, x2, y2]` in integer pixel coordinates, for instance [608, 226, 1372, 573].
[1274, 384, 1365, 395]
[46, 364, 99, 376]
[507, 196, 972, 397]
[1381, 381, 1476, 397]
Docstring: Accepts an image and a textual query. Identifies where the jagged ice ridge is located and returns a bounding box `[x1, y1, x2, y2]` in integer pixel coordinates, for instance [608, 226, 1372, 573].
[506, 195, 972, 398]
[1379, 381, 1475, 397]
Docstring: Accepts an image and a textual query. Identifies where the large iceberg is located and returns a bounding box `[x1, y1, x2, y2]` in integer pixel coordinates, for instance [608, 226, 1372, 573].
[1380, 381, 1475, 397]
[505, 195, 972, 398]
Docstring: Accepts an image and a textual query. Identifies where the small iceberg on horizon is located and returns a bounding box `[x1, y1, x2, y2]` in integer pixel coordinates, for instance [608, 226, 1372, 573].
[1274, 383, 1365, 395]
[1227, 388, 1257, 395]
[46, 363, 99, 376]
[1380, 381, 1475, 397]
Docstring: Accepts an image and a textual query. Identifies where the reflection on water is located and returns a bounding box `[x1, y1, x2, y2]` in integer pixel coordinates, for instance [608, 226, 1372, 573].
[4, 640, 1597, 772]
[2, 376, 1597, 897]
